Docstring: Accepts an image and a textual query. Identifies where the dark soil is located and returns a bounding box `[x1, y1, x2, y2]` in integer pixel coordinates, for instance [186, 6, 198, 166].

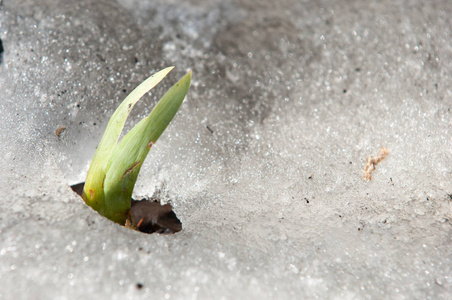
[70, 182, 182, 234]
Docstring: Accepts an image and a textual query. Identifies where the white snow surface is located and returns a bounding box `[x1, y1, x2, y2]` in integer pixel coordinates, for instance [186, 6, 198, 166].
[1, 0, 451, 299]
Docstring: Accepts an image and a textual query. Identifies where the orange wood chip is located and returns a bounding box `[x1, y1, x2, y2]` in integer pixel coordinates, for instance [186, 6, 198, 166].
[362, 147, 390, 181]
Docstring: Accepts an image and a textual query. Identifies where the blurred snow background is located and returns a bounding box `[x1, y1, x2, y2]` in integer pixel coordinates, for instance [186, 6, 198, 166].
[1, 0, 451, 299]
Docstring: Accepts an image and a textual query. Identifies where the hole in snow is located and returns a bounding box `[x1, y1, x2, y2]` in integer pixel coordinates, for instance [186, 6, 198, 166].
[70, 182, 182, 234]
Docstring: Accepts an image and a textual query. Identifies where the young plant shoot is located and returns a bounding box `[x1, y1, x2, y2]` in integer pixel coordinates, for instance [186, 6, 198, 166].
[82, 67, 191, 225]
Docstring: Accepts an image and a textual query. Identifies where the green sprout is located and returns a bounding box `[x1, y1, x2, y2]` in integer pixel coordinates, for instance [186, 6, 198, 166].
[82, 67, 191, 225]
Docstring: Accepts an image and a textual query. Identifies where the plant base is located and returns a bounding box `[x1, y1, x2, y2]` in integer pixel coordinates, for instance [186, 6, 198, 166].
[70, 183, 182, 234]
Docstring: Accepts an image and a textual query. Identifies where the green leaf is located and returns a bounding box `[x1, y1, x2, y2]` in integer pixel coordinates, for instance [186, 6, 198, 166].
[82, 67, 176, 220]
[83, 69, 192, 224]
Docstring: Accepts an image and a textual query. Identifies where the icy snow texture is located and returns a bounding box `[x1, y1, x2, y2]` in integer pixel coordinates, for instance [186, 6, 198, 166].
[1, 0, 451, 299]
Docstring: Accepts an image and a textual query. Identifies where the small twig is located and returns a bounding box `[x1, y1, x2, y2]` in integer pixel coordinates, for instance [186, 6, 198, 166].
[137, 218, 144, 228]
[55, 126, 67, 138]
[362, 147, 390, 181]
